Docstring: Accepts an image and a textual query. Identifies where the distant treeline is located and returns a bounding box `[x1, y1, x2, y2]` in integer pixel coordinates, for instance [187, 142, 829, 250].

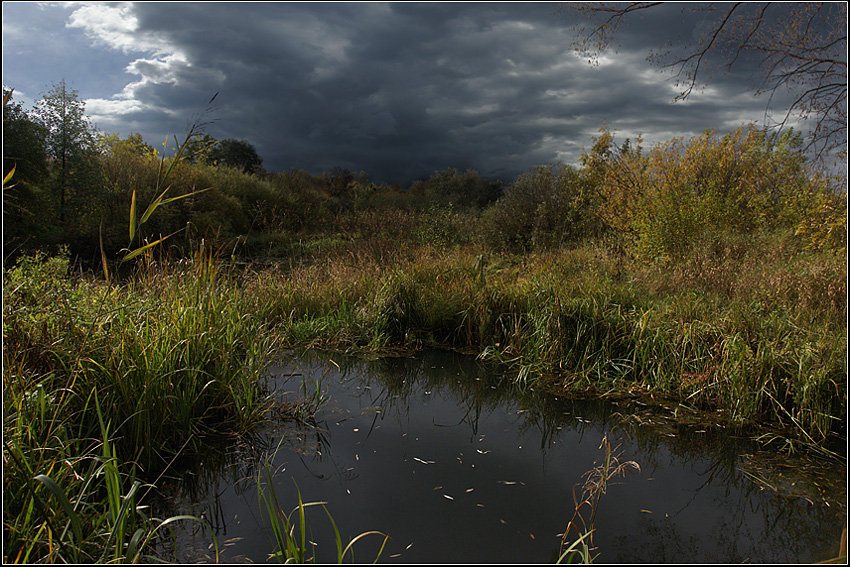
[3, 84, 846, 268]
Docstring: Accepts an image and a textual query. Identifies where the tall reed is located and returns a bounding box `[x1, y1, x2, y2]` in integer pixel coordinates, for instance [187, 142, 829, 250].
[3, 245, 278, 562]
[245, 235, 845, 443]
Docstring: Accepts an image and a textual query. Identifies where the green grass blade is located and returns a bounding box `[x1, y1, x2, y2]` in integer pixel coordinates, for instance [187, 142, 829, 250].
[33, 474, 84, 549]
[342, 531, 389, 564]
[323, 505, 345, 562]
[126, 527, 146, 562]
[557, 529, 594, 564]
[121, 229, 183, 263]
[4, 162, 16, 187]
[129, 189, 137, 241]
[138, 186, 170, 226]
[144, 515, 220, 563]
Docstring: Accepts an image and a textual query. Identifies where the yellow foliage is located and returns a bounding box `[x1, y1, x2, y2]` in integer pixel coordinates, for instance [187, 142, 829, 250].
[582, 123, 838, 259]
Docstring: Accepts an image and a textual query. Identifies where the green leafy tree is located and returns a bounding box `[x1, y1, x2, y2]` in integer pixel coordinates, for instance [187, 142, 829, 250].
[3, 87, 48, 185]
[481, 163, 603, 252]
[581, 123, 842, 260]
[3, 87, 52, 252]
[183, 133, 219, 165]
[99, 132, 155, 158]
[33, 79, 103, 229]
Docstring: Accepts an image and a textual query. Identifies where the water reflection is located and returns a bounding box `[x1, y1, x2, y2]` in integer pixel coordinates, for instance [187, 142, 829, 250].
[156, 350, 846, 564]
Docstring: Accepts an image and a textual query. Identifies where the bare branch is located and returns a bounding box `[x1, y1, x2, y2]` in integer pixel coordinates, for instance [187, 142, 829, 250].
[567, 2, 848, 165]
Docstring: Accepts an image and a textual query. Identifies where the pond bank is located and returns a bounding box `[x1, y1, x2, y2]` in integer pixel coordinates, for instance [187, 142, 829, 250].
[3, 240, 845, 562]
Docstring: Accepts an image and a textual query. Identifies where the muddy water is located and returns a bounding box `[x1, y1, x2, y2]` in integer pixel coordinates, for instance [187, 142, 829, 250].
[157, 350, 846, 564]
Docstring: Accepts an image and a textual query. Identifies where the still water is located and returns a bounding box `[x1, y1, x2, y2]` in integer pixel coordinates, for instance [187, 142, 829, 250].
[158, 350, 846, 563]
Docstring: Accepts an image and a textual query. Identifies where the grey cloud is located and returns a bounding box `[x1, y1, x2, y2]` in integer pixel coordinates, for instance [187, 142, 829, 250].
[53, 2, 799, 184]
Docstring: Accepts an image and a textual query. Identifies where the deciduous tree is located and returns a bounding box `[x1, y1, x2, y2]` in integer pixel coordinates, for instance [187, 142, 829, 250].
[208, 138, 264, 175]
[33, 79, 102, 225]
[3, 87, 48, 185]
[3, 87, 52, 251]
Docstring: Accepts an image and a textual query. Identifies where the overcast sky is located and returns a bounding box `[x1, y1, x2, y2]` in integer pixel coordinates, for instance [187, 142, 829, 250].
[2, 2, 808, 184]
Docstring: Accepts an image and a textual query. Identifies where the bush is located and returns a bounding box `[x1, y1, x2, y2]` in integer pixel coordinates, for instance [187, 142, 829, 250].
[582, 124, 843, 260]
[408, 167, 503, 210]
[480, 163, 603, 252]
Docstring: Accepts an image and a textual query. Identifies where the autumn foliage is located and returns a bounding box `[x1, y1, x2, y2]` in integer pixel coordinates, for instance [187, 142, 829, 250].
[574, 124, 846, 259]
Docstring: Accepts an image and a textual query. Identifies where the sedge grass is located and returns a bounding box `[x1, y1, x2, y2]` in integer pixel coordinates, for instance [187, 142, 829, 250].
[2, 382, 218, 563]
[257, 465, 388, 563]
[2, 245, 278, 562]
[246, 235, 845, 443]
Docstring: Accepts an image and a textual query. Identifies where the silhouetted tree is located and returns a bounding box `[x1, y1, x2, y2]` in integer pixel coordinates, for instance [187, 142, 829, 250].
[3, 87, 52, 252]
[208, 138, 264, 174]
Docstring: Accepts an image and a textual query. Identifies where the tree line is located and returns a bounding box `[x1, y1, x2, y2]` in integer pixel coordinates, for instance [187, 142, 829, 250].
[3, 79, 846, 271]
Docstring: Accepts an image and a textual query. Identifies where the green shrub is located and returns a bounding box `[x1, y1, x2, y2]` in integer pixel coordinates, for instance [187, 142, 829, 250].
[480, 163, 603, 252]
[408, 167, 503, 210]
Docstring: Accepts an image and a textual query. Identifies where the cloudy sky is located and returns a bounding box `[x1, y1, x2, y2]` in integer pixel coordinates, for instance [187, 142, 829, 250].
[2, 2, 809, 184]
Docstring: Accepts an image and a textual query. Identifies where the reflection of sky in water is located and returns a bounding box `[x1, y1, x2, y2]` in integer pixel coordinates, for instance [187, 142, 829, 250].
[161, 351, 846, 564]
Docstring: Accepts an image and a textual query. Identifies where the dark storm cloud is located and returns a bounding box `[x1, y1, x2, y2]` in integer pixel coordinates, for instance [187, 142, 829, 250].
[5, 2, 799, 184]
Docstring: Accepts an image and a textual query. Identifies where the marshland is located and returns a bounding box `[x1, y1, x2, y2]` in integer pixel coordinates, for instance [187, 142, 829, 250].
[3, 85, 847, 563]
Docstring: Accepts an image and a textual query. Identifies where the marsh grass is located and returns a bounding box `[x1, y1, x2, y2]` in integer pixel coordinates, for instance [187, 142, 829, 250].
[558, 434, 640, 563]
[257, 466, 388, 563]
[2, 379, 219, 563]
[2, 243, 282, 562]
[245, 233, 845, 443]
[4, 227, 844, 562]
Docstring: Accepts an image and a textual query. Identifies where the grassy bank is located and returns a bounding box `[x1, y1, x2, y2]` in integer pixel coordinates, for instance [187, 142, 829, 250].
[4, 114, 847, 560]
[248, 232, 845, 443]
[3, 246, 280, 562]
[2, 231, 845, 561]
[3, 227, 845, 561]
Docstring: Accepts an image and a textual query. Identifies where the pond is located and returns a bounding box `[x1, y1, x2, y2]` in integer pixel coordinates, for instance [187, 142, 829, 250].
[155, 350, 846, 564]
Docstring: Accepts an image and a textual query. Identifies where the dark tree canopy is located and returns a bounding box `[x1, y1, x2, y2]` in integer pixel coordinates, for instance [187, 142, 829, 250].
[409, 167, 504, 210]
[3, 87, 49, 185]
[208, 138, 264, 175]
[32, 79, 102, 223]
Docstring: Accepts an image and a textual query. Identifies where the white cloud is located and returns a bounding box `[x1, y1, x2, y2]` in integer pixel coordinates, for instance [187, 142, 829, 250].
[85, 95, 145, 117]
[66, 2, 170, 56]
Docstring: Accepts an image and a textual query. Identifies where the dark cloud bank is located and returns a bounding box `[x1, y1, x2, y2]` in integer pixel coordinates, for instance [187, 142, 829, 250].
[15, 2, 803, 185]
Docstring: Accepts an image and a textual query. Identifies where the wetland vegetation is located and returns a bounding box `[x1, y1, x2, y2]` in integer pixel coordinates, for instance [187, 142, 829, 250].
[3, 84, 846, 562]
